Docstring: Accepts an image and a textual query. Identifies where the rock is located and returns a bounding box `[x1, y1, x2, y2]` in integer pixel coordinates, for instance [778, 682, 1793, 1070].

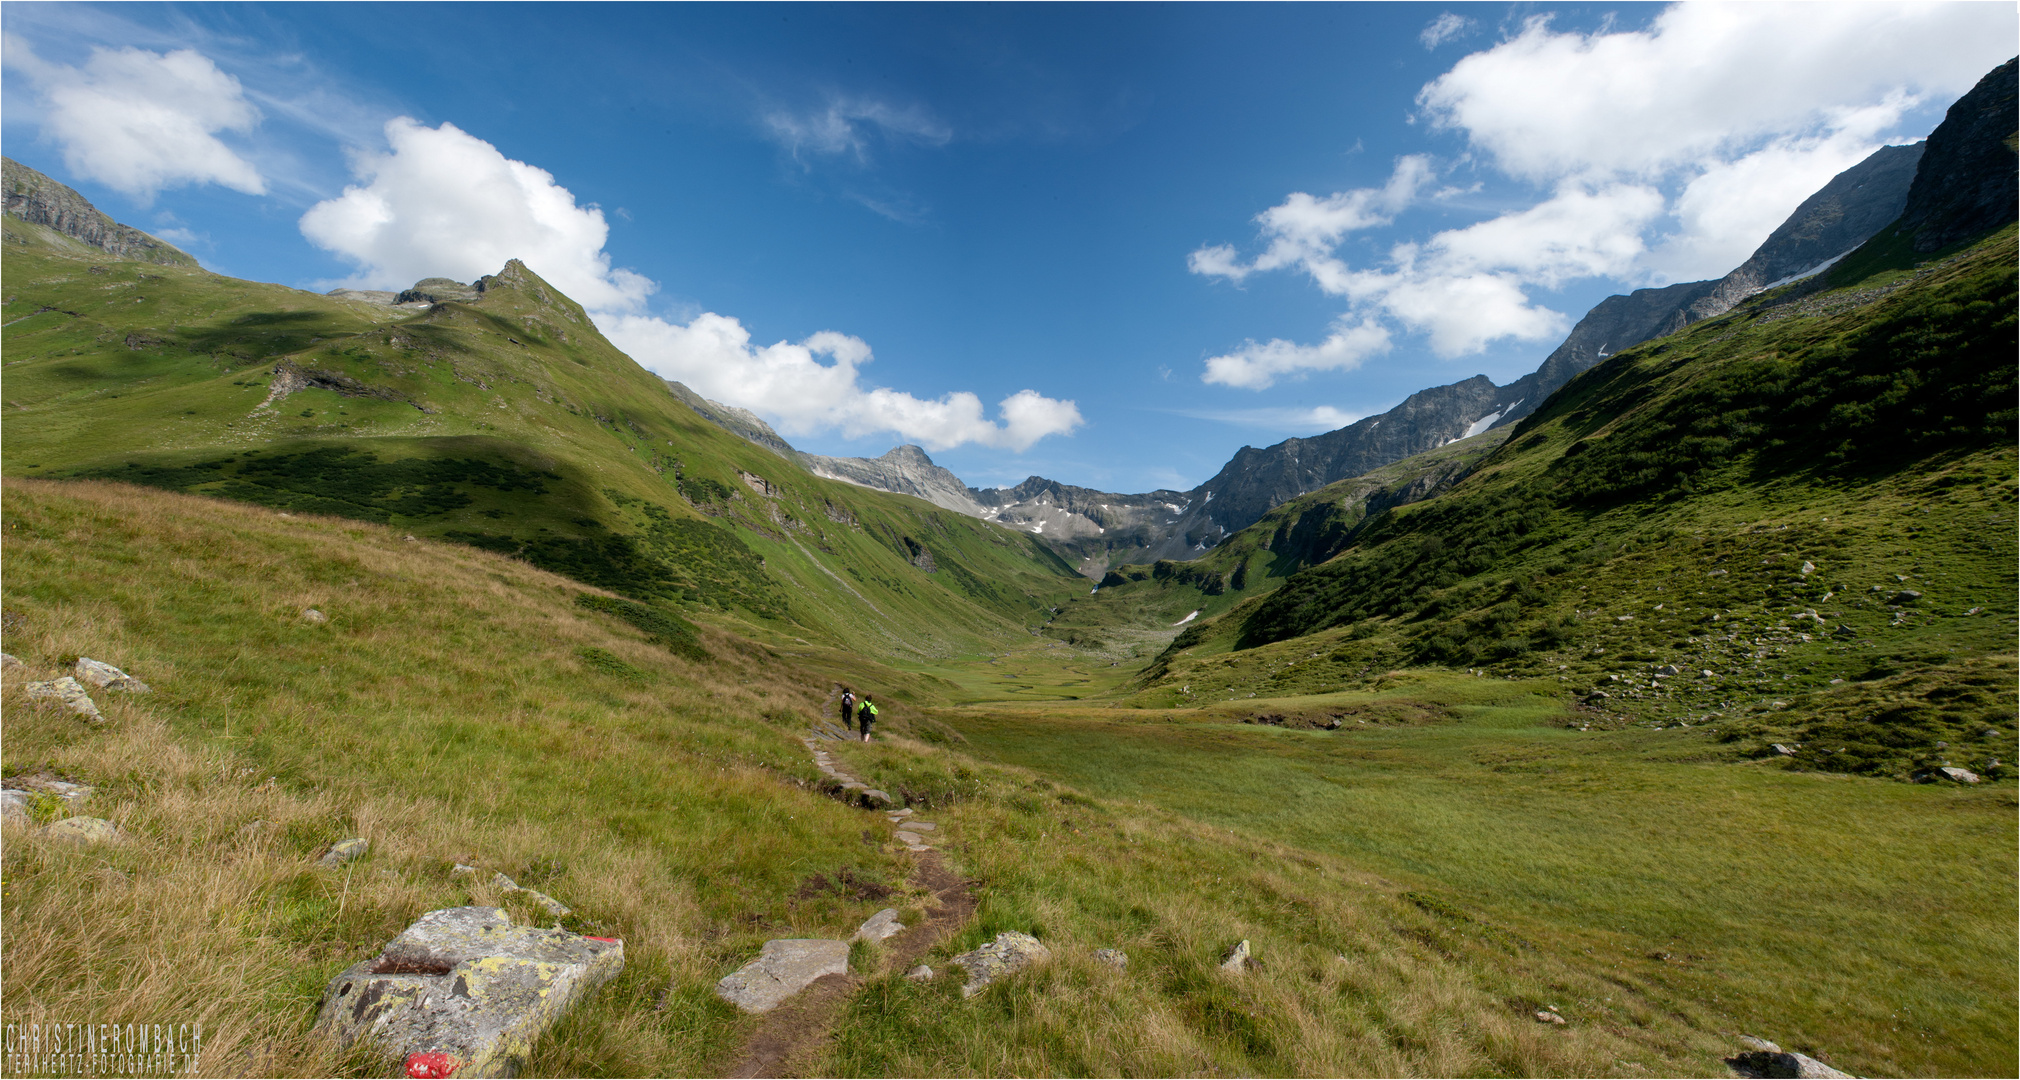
[860, 789, 896, 806]
[895, 830, 923, 846]
[951, 931, 1051, 998]
[320, 838, 370, 868]
[1093, 948, 1127, 971]
[887, 808, 915, 819]
[1738, 1036, 1781, 1054]
[1771, 744, 1797, 756]
[452, 864, 478, 876]
[315, 906, 623, 1078]
[1728, 1049, 1854, 1079]
[905, 822, 936, 831]
[853, 908, 905, 943]
[23, 677, 103, 722]
[1655, 665, 1681, 676]
[42, 816, 120, 845]
[0, 791, 30, 824]
[1799, 561, 1816, 576]
[302, 608, 328, 624]
[715, 939, 850, 1013]
[905, 964, 934, 981]
[1615, 615, 1634, 622]
[491, 872, 519, 891]
[1220, 939, 1252, 972]
[74, 657, 150, 693]
[1889, 590, 1922, 605]
[1535, 1010, 1566, 1024]
[1935, 766, 1981, 784]
[520, 889, 573, 918]
[1702, 669, 1716, 678]
[0, 652, 20, 671]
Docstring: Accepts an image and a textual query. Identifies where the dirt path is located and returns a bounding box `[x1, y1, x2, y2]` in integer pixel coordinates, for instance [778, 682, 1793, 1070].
[724, 733, 978, 1079]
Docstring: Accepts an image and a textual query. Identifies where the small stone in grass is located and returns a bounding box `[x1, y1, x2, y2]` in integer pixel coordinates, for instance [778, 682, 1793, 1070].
[320, 838, 369, 867]
[1093, 948, 1127, 970]
[1535, 1010, 1566, 1024]
[302, 608, 328, 624]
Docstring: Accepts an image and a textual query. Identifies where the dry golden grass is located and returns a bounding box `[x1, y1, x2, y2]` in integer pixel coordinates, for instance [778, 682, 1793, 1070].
[2, 480, 914, 1076]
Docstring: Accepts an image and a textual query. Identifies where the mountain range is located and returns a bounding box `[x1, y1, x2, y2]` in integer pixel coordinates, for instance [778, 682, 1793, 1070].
[680, 134, 1934, 575]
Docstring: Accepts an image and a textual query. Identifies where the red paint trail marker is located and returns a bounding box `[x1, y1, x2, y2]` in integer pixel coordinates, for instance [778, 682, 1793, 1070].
[405, 1051, 461, 1078]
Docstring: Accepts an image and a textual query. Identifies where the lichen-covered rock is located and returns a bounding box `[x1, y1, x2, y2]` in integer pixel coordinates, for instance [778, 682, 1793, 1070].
[951, 931, 1050, 998]
[853, 909, 904, 943]
[23, 677, 102, 722]
[715, 939, 849, 1013]
[314, 906, 623, 1078]
[74, 658, 150, 693]
[490, 872, 573, 917]
[42, 816, 121, 844]
[320, 838, 370, 868]
[0, 652, 21, 672]
[1220, 939, 1252, 972]
[2, 779, 93, 825]
[302, 608, 328, 625]
[1728, 1048, 1855, 1079]
[1093, 948, 1127, 970]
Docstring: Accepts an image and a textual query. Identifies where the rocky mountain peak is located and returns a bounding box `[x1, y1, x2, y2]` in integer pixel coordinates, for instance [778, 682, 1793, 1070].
[2, 156, 199, 268]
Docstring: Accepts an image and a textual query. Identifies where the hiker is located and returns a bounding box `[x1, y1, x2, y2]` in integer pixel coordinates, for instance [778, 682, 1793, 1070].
[840, 689, 856, 731]
[858, 695, 879, 742]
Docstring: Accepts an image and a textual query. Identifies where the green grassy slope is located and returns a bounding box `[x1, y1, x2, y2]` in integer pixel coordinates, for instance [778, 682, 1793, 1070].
[1, 216, 1082, 658]
[1127, 226, 2016, 782]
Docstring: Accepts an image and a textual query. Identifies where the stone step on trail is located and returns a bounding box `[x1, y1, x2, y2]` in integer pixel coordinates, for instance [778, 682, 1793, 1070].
[715, 939, 850, 1014]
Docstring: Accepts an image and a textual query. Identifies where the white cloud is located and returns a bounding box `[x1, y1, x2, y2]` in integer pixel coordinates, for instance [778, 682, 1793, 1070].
[765, 97, 951, 163]
[1417, 3, 2010, 184]
[1420, 13, 1473, 50]
[603, 312, 1082, 452]
[1173, 404, 1366, 432]
[1190, 156, 1431, 290]
[1201, 318, 1391, 390]
[6, 38, 265, 198]
[299, 118, 654, 311]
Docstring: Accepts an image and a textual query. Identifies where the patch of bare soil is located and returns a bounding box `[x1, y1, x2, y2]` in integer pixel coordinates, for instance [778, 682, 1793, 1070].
[725, 851, 976, 1079]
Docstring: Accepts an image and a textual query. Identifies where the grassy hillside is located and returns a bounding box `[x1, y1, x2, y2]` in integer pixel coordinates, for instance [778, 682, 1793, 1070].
[1127, 225, 2016, 781]
[1, 215, 1083, 658]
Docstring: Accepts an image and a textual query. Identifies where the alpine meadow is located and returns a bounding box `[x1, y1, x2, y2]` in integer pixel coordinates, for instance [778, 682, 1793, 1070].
[1, 9, 2014, 1080]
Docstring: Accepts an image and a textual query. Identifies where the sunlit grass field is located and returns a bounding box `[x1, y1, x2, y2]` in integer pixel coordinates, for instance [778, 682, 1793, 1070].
[928, 675, 2017, 1078]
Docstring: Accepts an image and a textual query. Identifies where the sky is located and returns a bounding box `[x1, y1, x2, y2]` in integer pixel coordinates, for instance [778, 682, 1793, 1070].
[3, 3, 2013, 493]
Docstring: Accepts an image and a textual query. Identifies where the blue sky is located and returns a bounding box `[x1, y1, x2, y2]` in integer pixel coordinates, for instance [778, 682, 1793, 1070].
[4, 3, 2012, 492]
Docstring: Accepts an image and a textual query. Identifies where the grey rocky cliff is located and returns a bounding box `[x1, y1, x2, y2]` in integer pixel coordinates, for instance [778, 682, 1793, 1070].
[2, 157, 200, 267]
[664, 380, 799, 459]
[1894, 57, 2017, 253]
[800, 444, 987, 517]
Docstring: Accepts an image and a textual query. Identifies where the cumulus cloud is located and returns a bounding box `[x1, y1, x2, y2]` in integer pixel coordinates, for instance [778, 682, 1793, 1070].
[6, 38, 264, 198]
[1416, 4, 2010, 184]
[765, 97, 951, 163]
[1195, 1, 2018, 383]
[1419, 13, 1473, 50]
[1201, 318, 1391, 390]
[299, 118, 655, 310]
[602, 312, 1082, 452]
[1188, 156, 1432, 291]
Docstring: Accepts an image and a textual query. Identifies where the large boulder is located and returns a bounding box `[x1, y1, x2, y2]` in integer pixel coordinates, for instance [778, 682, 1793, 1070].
[315, 907, 623, 1079]
[950, 931, 1050, 998]
[715, 939, 849, 1013]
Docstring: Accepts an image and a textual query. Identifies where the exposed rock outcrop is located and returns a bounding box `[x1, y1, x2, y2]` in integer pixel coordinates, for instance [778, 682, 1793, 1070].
[315, 906, 623, 1078]
[1895, 57, 2018, 253]
[950, 930, 1050, 998]
[2, 157, 199, 267]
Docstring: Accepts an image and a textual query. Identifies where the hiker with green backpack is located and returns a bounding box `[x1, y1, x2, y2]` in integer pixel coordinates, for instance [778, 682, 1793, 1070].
[857, 695, 879, 742]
